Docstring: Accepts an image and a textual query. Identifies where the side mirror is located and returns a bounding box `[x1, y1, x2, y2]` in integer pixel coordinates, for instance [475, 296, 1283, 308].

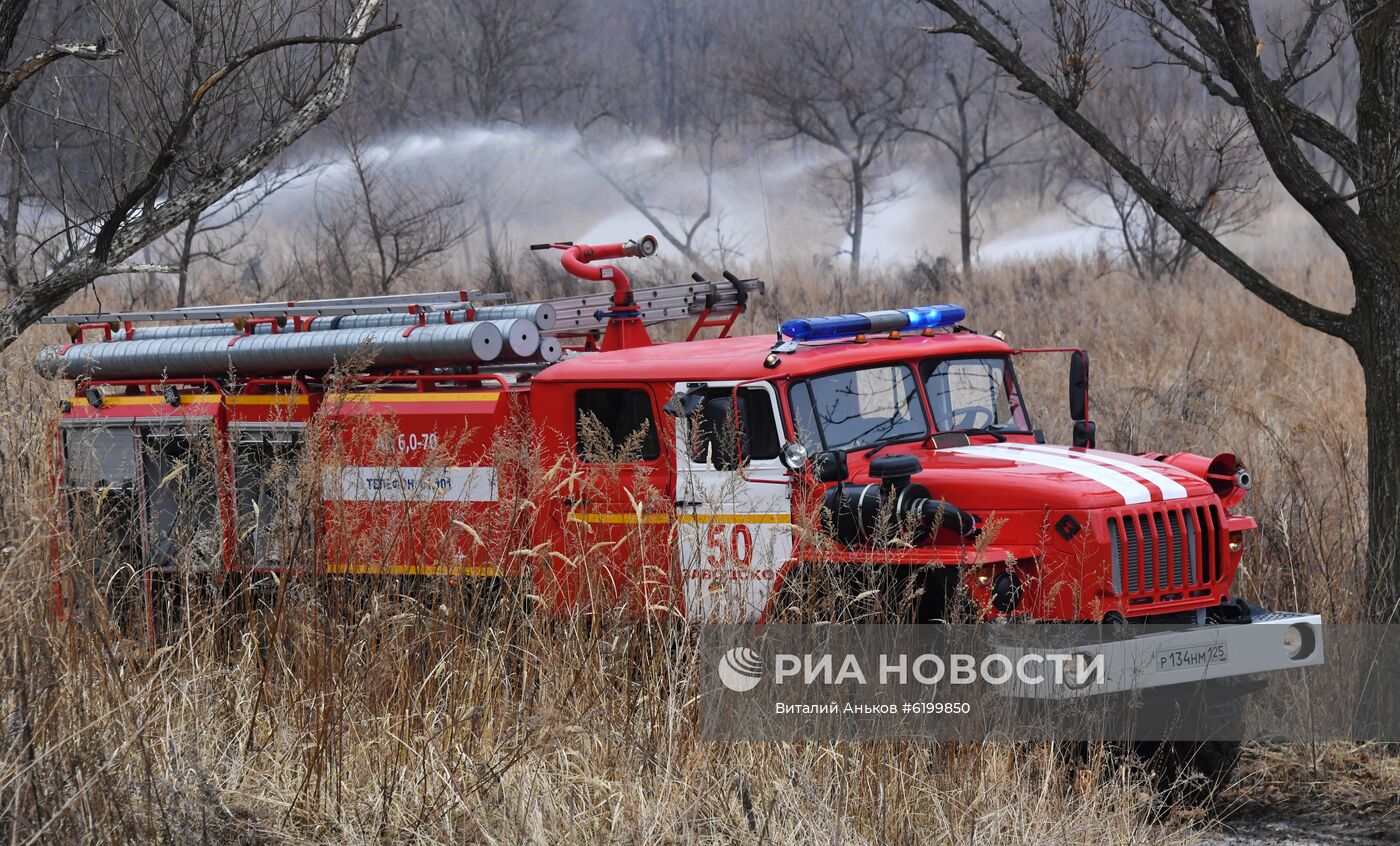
[663, 388, 703, 418]
[701, 395, 750, 470]
[1068, 350, 1095, 448]
[1072, 420, 1096, 449]
[813, 450, 848, 483]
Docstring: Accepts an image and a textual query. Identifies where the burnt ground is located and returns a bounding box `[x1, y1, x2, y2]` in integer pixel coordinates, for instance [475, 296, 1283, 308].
[1196, 744, 1400, 845]
[1206, 806, 1399, 845]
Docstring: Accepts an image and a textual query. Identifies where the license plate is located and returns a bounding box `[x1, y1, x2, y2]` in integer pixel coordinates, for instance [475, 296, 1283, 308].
[1154, 642, 1229, 671]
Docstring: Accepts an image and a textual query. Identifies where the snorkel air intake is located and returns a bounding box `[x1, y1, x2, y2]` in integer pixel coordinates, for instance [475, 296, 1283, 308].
[821, 454, 978, 545]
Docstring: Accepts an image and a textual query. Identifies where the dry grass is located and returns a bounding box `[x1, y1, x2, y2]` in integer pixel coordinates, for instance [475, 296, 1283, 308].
[0, 253, 1392, 844]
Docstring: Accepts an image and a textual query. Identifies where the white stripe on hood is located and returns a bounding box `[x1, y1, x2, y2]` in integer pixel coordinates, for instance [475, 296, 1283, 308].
[994, 443, 1189, 501]
[945, 444, 1152, 505]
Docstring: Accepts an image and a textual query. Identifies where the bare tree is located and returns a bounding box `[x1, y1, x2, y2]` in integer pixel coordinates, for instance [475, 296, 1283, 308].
[738, 0, 932, 305]
[0, 105, 42, 299]
[920, 0, 1400, 618]
[578, 133, 714, 268]
[292, 127, 470, 298]
[394, 0, 577, 290]
[129, 16, 324, 309]
[446, 0, 575, 124]
[156, 168, 312, 307]
[620, 0, 727, 142]
[0, 2, 118, 112]
[905, 54, 1042, 276]
[0, 0, 396, 349]
[0, 1, 116, 300]
[576, 59, 738, 270]
[1061, 75, 1267, 282]
[1314, 46, 1356, 194]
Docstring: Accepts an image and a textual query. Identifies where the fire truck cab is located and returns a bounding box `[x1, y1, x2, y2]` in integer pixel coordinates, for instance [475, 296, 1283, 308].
[530, 326, 1247, 627]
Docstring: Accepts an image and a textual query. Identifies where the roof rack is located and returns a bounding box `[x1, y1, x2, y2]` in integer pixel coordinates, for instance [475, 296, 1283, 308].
[35, 253, 764, 381]
[42, 274, 760, 336]
[37, 290, 512, 324]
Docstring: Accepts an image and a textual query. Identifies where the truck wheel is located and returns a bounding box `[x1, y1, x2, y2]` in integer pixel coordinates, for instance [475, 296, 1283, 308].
[1136, 738, 1241, 796]
[1133, 694, 1243, 799]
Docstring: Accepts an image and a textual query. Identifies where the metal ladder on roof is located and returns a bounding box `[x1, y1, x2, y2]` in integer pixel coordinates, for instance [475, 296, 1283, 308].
[40, 272, 764, 342]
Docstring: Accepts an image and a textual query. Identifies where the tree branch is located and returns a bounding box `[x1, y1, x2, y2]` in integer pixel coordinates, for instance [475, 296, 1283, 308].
[0, 0, 393, 349]
[577, 143, 707, 267]
[1160, 0, 1370, 259]
[98, 264, 178, 276]
[89, 20, 400, 264]
[0, 0, 30, 65]
[920, 1, 1352, 338]
[1140, 6, 1361, 182]
[0, 41, 121, 110]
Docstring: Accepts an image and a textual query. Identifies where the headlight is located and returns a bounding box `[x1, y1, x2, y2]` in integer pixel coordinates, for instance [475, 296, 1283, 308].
[1062, 650, 1100, 690]
[1228, 531, 1244, 553]
[780, 440, 808, 470]
[1283, 623, 1316, 660]
[991, 571, 1022, 613]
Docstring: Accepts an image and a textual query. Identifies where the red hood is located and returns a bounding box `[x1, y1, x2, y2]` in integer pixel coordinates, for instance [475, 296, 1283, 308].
[883, 442, 1214, 512]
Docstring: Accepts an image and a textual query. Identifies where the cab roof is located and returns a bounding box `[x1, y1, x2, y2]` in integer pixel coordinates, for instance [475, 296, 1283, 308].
[532, 330, 1014, 384]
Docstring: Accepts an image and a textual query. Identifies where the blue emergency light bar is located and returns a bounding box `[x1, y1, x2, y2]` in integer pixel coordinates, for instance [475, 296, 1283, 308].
[780, 304, 966, 342]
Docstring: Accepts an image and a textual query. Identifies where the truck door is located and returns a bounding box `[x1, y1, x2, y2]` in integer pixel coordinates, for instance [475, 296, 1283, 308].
[566, 384, 674, 613]
[673, 381, 792, 621]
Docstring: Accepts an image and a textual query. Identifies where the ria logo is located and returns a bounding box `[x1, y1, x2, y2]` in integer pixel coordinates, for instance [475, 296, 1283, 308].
[717, 646, 763, 692]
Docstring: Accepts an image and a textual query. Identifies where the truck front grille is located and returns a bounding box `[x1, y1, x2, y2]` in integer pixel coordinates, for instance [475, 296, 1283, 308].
[1105, 502, 1223, 607]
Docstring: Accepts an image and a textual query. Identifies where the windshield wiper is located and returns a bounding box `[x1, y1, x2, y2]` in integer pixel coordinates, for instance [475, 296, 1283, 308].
[864, 435, 911, 458]
[949, 423, 1010, 442]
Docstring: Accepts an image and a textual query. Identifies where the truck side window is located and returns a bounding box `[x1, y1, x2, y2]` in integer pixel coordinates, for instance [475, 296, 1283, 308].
[689, 388, 780, 469]
[743, 392, 780, 460]
[576, 388, 661, 462]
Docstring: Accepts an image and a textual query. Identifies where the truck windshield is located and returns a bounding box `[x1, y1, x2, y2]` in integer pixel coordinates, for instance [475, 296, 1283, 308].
[789, 364, 928, 452]
[922, 356, 1030, 432]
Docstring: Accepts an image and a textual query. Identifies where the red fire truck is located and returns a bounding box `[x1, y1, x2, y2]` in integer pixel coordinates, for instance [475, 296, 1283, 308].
[39, 237, 1320, 701]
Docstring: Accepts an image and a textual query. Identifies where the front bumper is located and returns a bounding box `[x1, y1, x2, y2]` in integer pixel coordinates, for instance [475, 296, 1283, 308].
[999, 611, 1324, 699]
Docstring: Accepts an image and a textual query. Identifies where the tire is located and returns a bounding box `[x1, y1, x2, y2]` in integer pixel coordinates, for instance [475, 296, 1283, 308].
[1134, 692, 1243, 800]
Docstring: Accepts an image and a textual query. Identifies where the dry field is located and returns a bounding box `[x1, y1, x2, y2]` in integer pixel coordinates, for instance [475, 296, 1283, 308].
[0, 255, 1394, 844]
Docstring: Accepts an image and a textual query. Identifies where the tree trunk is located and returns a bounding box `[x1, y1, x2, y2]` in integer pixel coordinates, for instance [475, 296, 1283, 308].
[481, 201, 506, 293]
[1356, 292, 1400, 622]
[661, 0, 678, 140]
[1, 186, 18, 296]
[958, 163, 973, 277]
[2, 134, 21, 296]
[1351, 3, 1400, 621]
[175, 214, 198, 307]
[847, 162, 864, 309]
[954, 81, 973, 278]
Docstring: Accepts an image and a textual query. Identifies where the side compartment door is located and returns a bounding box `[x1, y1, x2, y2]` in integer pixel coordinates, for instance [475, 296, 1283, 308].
[59, 424, 142, 621]
[232, 426, 315, 570]
[138, 423, 222, 572]
[674, 381, 792, 621]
